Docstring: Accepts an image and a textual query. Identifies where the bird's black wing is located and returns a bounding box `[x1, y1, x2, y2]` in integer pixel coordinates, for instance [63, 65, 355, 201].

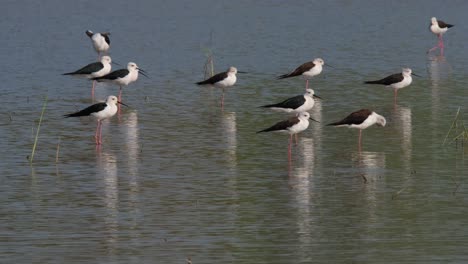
[64, 102, 108, 118]
[438, 20, 454, 28]
[257, 116, 300, 133]
[327, 109, 372, 126]
[196, 71, 228, 85]
[261, 95, 305, 110]
[63, 62, 104, 75]
[102, 33, 111, 45]
[365, 73, 403, 85]
[93, 69, 129, 81]
[277, 61, 315, 79]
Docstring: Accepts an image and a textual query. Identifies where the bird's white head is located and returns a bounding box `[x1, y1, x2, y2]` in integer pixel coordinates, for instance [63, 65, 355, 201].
[228, 66, 238, 74]
[101, 56, 112, 64]
[313, 58, 325, 66]
[127, 62, 138, 71]
[431, 17, 438, 25]
[106, 95, 119, 105]
[402, 68, 412, 77]
[305, 88, 315, 97]
[375, 113, 387, 127]
[298, 112, 311, 120]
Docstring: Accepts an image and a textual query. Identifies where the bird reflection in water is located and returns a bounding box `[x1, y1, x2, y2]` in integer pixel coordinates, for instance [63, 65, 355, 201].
[392, 104, 412, 172]
[352, 151, 386, 183]
[427, 55, 451, 113]
[221, 111, 237, 168]
[96, 150, 119, 253]
[351, 150, 385, 226]
[220, 111, 240, 205]
[288, 137, 315, 254]
[119, 111, 142, 234]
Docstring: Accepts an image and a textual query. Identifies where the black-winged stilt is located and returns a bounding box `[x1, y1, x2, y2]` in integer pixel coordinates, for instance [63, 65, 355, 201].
[277, 58, 329, 90]
[92, 62, 148, 102]
[257, 112, 318, 160]
[63, 56, 113, 99]
[64, 95, 127, 145]
[196, 66, 238, 109]
[365, 68, 419, 103]
[427, 17, 453, 56]
[327, 109, 386, 149]
[260, 88, 321, 113]
[86, 30, 110, 58]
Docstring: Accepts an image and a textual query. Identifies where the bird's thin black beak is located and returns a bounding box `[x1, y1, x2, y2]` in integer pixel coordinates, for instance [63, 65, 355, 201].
[309, 117, 320, 123]
[237, 71, 248, 74]
[118, 101, 129, 107]
[112, 61, 121, 66]
[137, 68, 150, 78]
[313, 94, 322, 100]
[325, 64, 335, 69]
[412, 73, 421, 77]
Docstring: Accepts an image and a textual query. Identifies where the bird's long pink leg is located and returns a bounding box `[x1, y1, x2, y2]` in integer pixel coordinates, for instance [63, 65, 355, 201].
[305, 79, 309, 90]
[295, 134, 298, 145]
[439, 34, 444, 56]
[428, 45, 439, 53]
[220, 89, 225, 110]
[428, 34, 441, 54]
[358, 129, 362, 150]
[98, 120, 103, 145]
[288, 134, 292, 161]
[95, 120, 101, 145]
[91, 81, 96, 101]
[118, 86, 123, 114]
[394, 89, 398, 105]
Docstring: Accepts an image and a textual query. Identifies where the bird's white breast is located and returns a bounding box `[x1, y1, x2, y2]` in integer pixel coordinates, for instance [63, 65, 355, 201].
[295, 96, 315, 112]
[391, 75, 412, 89]
[92, 34, 109, 52]
[430, 24, 448, 35]
[91, 104, 117, 121]
[350, 112, 378, 130]
[216, 73, 237, 88]
[288, 118, 309, 134]
[303, 65, 322, 78]
[92, 63, 111, 78]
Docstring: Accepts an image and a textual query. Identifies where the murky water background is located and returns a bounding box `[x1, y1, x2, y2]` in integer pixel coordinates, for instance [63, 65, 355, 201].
[2, 1, 468, 263]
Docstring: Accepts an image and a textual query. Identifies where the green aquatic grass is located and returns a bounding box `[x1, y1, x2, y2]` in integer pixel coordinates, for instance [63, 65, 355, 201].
[443, 107, 468, 148]
[202, 48, 214, 78]
[29, 96, 47, 164]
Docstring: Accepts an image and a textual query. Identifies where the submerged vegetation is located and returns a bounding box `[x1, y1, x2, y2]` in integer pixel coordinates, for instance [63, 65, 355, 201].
[444, 107, 468, 146]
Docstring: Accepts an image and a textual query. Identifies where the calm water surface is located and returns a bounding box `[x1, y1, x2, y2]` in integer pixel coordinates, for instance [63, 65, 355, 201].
[1, 1, 468, 263]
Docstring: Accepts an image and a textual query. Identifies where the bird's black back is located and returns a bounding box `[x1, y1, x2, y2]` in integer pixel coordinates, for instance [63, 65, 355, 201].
[261, 95, 305, 109]
[277, 61, 315, 79]
[93, 69, 129, 81]
[63, 62, 104, 76]
[327, 109, 372, 126]
[257, 116, 300, 133]
[64, 102, 107, 117]
[196, 71, 228, 85]
[437, 20, 454, 28]
[365, 73, 403, 85]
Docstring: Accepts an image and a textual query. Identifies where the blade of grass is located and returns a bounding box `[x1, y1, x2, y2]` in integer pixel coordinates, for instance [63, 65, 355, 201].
[444, 107, 461, 145]
[55, 136, 61, 163]
[30, 96, 48, 164]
